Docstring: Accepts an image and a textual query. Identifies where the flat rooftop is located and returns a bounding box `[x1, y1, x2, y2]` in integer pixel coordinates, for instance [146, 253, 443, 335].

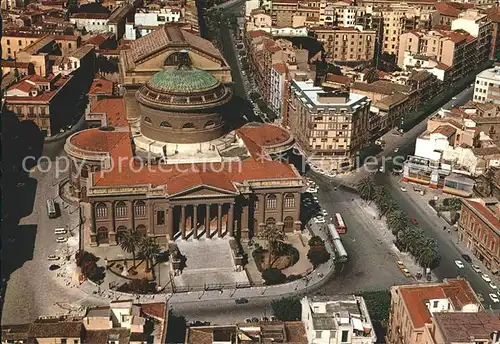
[477, 66, 500, 82]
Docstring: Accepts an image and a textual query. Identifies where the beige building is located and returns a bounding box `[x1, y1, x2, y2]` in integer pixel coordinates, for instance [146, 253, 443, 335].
[312, 26, 376, 65]
[270, 0, 320, 27]
[287, 79, 371, 172]
[386, 279, 482, 344]
[1, 31, 45, 59]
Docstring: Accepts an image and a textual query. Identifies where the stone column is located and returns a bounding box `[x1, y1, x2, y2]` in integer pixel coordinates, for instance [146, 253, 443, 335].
[166, 206, 174, 242]
[228, 203, 234, 237]
[277, 193, 284, 222]
[181, 205, 186, 240]
[193, 205, 198, 239]
[206, 204, 211, 238]
[217, 203, 223, 237]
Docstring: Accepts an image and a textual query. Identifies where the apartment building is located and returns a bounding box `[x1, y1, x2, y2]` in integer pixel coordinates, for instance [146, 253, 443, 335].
[270, 62, 288, 117]
[312, 26, 377, 65]
[271, 0, 320, 27]
[381, 5, 408, 56]
[474, 66, 500, 105]
[321, 2, 366, 27]
[398, 28, 480, 83]
[486, 7, 500, 60]
[451, 9, 492, 64]
[1, 31, 46, 59]
[287, 79, 371, 172]
[459, 197, 500, 272]
[425, 312, 500, 344]
[431, 2, 474, 28]
[386, 279, 482, 344]
[301, 295, 376, 344]
[124, 6, 183, 40]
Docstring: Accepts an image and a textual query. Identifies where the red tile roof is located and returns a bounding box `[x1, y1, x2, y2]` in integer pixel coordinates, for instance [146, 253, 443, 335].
[70, 128, 131, 153]
[464, 199, 500, 230]
[432, 124, 456, 138]
[325, 73, 351, 85]
[237, 123, 291, 148]
[273, 62, 288, 74]
[399, 279, 479, 329]
[89, 79, 114, 96]
[435, 2, 473, 17]
[8, 80, 37, 94]
[84, 33, 113, 47]
[139, 303, 166, 321]
[1, 60, 31, 69]
[90, 98, 127, 127]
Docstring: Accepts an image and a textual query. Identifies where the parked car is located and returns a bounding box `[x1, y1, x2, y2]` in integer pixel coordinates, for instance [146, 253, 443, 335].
[49, 264, 60, 271]
[482, 274, 491, 283]
[306, 187, 318, 193]
[56, 237, 67, 243]
[235, 298, 248, 304]
[472, 265, 482, 273]
[401, 268, 412, 278]
[490, 293, 500, 303]
[491, 283, 498, 290]
[454, 260, 464, 269]
[47, 255, 59, 261]
[321, 209, 328, 216]
[394, 147, 399, 153]
[314, 216, 326, 224]
[461, 254, 472, 263]
[400, 186, 407, 192]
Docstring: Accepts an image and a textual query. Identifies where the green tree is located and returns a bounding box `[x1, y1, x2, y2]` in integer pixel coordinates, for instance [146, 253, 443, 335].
[373, 185, 390, 212]
[356, 176, 375, 202]
[387, 210, 408, 235]
[166, 311, 187, 343]
[417, 237, 440, 271]
[139, 236, 161, 274]
[119, 230, 140, 267]
[307, 246, 330, 268]
[271, 297, 301, 321]
[379, 199, 399, 219]
[262, 268, 286, 285]
[257, 224, 286, 268]
[308, 236, 324, 247]
[399, 227, 424, 253]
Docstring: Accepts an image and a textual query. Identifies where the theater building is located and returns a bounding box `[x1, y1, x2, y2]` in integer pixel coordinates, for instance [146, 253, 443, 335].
[65, 51, 303, 247]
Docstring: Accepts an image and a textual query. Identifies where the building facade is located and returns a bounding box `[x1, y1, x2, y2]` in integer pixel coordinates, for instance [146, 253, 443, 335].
[287, 79, 371, 172]
[386, 279, 482, 344]
[474, 66, 500, 105]
[458, 197, 500, 272]
[312, 26, 376, 66]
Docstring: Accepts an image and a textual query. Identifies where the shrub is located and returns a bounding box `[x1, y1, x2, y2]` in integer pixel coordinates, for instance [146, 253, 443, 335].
[285, 274, 302, 282]
[262, 268, 286, 285]
[252, 247, 264, 272]
[308, 236, 324, 247]
[271, 297, 301, 321]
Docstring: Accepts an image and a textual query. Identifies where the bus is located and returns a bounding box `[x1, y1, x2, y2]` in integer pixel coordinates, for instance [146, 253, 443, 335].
[46, 199, 57, 219]
[333, 213, 347, 234]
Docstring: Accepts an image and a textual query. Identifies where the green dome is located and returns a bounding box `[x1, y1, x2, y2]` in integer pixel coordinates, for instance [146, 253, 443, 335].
[148, 66, 220, 93]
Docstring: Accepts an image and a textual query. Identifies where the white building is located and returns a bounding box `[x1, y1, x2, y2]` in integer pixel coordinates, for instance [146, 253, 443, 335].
[269, 62, 288, 117]
[70, 13, 110, 33]
[400, 51, 449, 81]
[245, 0, 260, 19]
[322, 2, 366, 27]
[301, 295, 376, 344]
[125, 7, 183, 40]
[474, 66, 500, 104]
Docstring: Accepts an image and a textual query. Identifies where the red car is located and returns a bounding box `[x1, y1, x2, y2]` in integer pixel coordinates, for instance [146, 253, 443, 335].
[409, 218, 419, 225]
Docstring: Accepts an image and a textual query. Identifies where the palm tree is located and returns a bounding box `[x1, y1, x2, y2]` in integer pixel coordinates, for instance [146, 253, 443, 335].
[139, 236, 161, 275]
[399, 227, 424, 252]
[357, 177, 376, 202]
[119, 230, 140, 268]
[417, 237, 440, 271]
[387, 210, 408, 236]
[365, 68, 379, 84]
[257, 224, 286, 268]
[373, 185, 390, 212]
[380, 200, 399, 219]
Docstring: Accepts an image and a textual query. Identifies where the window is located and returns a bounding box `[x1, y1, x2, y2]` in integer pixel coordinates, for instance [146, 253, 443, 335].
[182, 122, 195, 130]
[74, 340, 79, 344]
[7, 48, 11, 54]
[284, 194, 295, 208]
[69, 43, 72, 49]
[284, 216, 294, 229]
[266, 217, 276, 227]
[96, 203, 107, 218]
[40, 107, 46, 116]
[160, 121, 171, 127]
[16, 106, 22, 114]
[157, 210, 165, 225]
[116, 226, 128, 243]
[18, 40, 22, 46]
[144, 117, 152, 124]
[6, 39, 10, 45]
[341, 330, 349, 343]
[136, 224, 147, 236]
[135, 201, 147, 217]
[266, 194, 277, 209]
[254, 199, 259, 210]
[116, 201, 127, 218]
[316, 331, 322, 339]
[433, 300, 439, 307]
[28, 107, 35, 116]
[97, 227, 108, 244]
[61, 339, 67, 344]
[204, 120, 216, 128]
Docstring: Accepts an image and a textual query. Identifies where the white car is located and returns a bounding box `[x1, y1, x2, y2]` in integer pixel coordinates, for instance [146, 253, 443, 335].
[47, 255, 60, 261]
[313, 196, 319, 202]
[482, 274, 491, 283]
[472, 265, 482, 273]
[400, 186, 407, 192]
[394, 147, 399, 153]
[314, 217, 326, 224]
[378, 166, 384, 172]
[454, 260, 464, 269]
[306, 187, 318, 193]
[490, 293, 500, 303]
[321, 209, 328, 216]
[56, 237, 67, 243]
[491, 283, 498, 290]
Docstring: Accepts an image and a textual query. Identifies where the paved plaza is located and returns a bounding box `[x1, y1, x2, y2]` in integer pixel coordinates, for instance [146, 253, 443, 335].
[174, 238, 249, 289]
